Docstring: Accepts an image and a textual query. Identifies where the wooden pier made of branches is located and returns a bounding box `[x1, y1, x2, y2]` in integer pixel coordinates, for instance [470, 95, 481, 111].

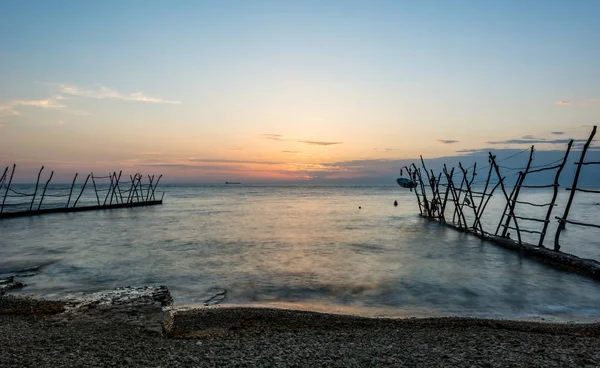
[0, 166, 164, 219]
[403, 126, 600, 280]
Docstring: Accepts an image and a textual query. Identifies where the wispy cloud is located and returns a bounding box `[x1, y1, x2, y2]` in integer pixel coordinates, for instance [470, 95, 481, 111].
[189, 158, 285, 165]
[551, 131, 565, 135]
[58, 84, 181, 104]
[261, 134, 285, 141]
[0, 105, 19, 118]
[437, 139, 459, 144]
[298, 140, 343, 146]
[261, 134, 343, 146]
[12, 98, 66, 109]
[556, 98, 600, 107]
[486, 138, 586, 145]
[374, 148, 396, 152]
[282, 150, 300, 153]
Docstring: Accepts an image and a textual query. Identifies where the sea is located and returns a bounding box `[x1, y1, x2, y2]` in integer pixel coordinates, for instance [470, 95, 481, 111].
[1, 184, 599, 321]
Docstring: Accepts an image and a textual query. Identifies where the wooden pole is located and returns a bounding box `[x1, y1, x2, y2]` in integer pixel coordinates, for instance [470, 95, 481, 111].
[459, 163, 481, 234]
[555, 126, 597, 251]
[135, 174, 142, 202]
[114, 171, 123, 204]
[37, 170, 54, 210]
[90, 173, 101, 205]
[66, 173, 78, 208]
[490, 153, 522, 245]
[73, 174, 91, 207]
[29, 166, 44, 211]
[0, 166, 8, 189]
[1, 164, 16, 213]
[473, 163, 494, 232]
[103, 172, 114, 205]
[420, 156, 438, 218]
[403, 166, 423, 215]
[146, 175, 155, 201]
[150, 174, 162, 200]
[501, 146, 534, 238]
[452, 174, 466, 224]
[126, 175, 136, 203]
[495, 173, 520, 236]
[444, 164, 468, 229]
[439, 167, 454, 222]
[414, 165, 430, 217]
[538, 140, 573, 247]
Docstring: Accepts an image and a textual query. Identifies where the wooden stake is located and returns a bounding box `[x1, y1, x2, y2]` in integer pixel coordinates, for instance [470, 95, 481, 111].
[555, 126, 597, 251]
[537, 140, 573, 247]
[490, 153, 522, 246]
[501, 146, 534, 238]
[90, 172, 100, 205]
[29, 166, 44, 211]
[1, 164, 16, 213]
[73, 174, 91, 208]
[459, 163, 481, 234]
[66, 173, 78, 208]
[37, 170, 54, 210]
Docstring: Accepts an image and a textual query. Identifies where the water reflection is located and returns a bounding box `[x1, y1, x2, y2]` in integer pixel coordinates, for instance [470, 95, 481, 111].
[0, 185, 599, 321]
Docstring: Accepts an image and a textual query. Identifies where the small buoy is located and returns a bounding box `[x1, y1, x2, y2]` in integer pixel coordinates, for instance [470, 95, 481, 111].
[394, 200, 398, 207]
[358, 206, 361, 209]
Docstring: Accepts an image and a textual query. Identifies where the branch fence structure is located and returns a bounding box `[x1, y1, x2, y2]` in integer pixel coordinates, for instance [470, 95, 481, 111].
[402, 125, 600, 280]
[0, 165, 164, 219]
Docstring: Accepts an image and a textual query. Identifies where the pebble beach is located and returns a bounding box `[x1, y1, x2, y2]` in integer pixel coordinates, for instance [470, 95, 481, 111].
[1, 292, 599, 368]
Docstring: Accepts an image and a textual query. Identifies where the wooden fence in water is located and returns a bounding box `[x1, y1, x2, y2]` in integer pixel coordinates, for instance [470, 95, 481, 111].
[0, 165, 164, 219]
[403, 125, 600, 279]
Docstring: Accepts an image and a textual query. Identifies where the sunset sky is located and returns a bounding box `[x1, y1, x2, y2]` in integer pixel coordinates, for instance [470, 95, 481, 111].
[1, 1, 599, 183]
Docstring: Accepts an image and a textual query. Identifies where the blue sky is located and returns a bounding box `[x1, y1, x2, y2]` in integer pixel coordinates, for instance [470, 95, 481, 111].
[1, 1, 599, 182]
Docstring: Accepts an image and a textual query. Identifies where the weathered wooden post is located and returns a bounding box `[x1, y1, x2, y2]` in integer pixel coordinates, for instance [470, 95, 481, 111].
[490, 153, 522, 245]
[66, 173, 78, 208]
[113, 171, 123, 204]
[459, 162, 482, 234]
[29, 166, 44, 211]
[443, 164, 467, 229]
[403, 166, 423, 215]
[452, 174, 466, 225]
[1, 164, 16, 213]
[103, 173, 115, 206]
[90, 172, 101, 205]
[420, 156, 438, 218]
[0, 166, 8, 189]
[73, 174, 91, 207]
[413, 165, 431, 217]
[555, 126, 597, 251]
[146, 175, 155, 201]
[150, 174, 162, 201]
[439, 167, 454, 222]
[473, 163, 494, 233]
[37, 170, 54, 210]
[537, 140, 573, 247]
[501, 146, 534, 237]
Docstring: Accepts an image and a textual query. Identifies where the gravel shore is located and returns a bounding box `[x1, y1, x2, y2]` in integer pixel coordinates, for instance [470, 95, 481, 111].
[1, 294, 599, 367]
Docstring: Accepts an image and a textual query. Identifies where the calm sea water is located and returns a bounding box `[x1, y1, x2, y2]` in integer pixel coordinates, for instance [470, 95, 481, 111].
[1, 184, 599, 321]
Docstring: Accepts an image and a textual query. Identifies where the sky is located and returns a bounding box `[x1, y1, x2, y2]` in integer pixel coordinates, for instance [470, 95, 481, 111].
[1, 0, 599, 183]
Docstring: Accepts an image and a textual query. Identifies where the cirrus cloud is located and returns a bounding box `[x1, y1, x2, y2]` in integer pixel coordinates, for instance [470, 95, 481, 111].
[58, 84, 181, 104]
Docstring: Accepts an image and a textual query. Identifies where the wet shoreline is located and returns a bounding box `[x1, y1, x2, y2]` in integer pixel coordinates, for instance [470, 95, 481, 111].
[2, 288, 600, 367]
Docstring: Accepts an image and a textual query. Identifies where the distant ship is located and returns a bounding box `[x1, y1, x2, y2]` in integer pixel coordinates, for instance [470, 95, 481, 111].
[225, 182, 241, 185]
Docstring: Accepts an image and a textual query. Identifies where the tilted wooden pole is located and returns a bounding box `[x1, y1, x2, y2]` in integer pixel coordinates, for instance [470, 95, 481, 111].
[1, 164, 16, 213]
[538, 140, 572, 247]
[490, 153, 522, 246]
[555, 126, 597, 251]
[29, 166, 44, 211]
[37, 170, 54, 210]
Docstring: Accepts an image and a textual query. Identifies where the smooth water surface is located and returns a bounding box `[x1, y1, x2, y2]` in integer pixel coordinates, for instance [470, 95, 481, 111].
[1, 185, 599, 321]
